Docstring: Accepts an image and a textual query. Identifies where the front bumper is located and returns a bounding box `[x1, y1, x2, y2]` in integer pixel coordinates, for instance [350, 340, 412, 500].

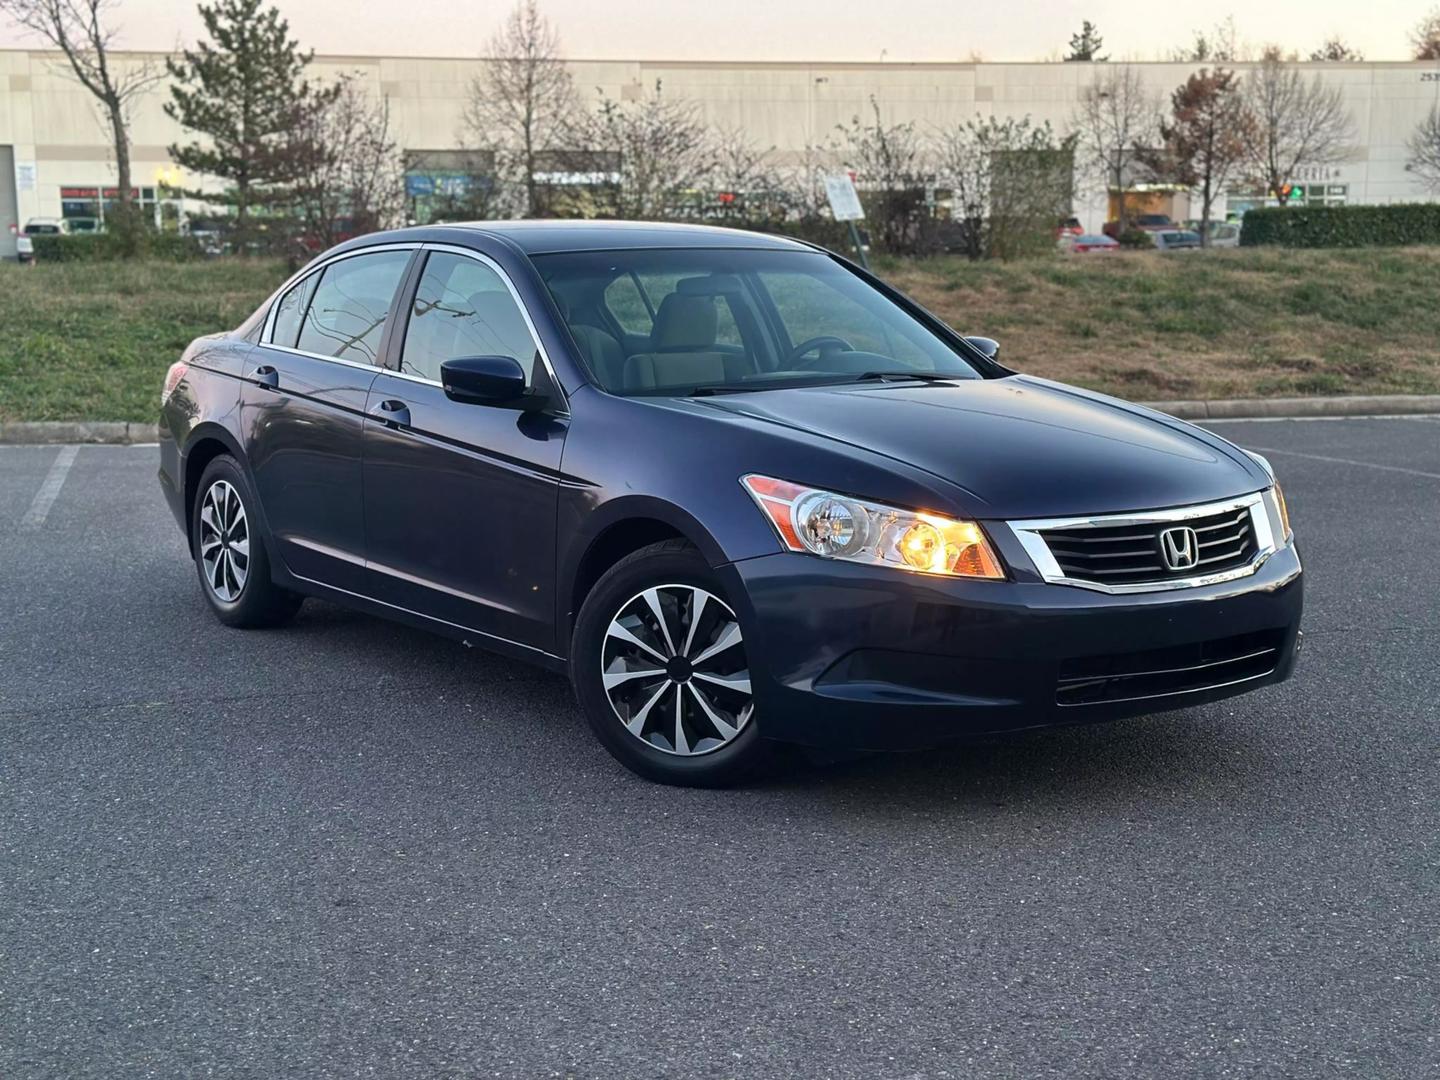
[720, 543, 1303, 751]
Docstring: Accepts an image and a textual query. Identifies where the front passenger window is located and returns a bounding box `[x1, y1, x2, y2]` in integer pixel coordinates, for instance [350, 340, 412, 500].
[399, 252, 540, 383]
[295, 250, 411, 364]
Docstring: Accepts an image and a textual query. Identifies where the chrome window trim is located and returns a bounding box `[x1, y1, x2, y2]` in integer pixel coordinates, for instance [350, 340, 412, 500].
[256, 241, 569, 415]
[1008, 492, 1278, 595]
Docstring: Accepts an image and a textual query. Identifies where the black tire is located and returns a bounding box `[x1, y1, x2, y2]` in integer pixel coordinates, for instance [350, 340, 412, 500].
[190, 455, 303, 629]
[571, 539, 770, 787]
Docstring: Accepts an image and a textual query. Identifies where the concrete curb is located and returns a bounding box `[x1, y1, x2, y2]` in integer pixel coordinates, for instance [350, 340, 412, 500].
[0, 421, 160, 445]
[1141, 394, 1440, 421]
[3, 393, 1440, 444]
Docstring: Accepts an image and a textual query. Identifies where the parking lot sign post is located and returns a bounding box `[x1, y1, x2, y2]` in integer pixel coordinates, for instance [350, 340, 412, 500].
[824, 173, 870, 271]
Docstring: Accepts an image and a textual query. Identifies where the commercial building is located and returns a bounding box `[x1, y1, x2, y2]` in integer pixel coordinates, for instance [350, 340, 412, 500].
[3, 48, 1440, 256]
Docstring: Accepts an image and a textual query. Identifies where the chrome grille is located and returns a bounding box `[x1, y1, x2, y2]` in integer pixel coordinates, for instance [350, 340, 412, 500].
[1039, 505, 1257, 586]
[1007, 493, 1278, 595]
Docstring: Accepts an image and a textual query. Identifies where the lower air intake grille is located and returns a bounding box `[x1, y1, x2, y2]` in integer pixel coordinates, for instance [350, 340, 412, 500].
[1039, 505, 1257, 586]
[1056, 629, 1283, 706]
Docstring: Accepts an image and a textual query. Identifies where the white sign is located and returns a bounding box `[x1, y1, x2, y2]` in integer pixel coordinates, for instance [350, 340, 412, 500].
[16, 163, 36, 192]
[823, 173, 865, 222]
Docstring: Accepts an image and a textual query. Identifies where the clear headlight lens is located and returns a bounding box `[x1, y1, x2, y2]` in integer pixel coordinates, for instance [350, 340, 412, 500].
[742, 475, 1005, 579]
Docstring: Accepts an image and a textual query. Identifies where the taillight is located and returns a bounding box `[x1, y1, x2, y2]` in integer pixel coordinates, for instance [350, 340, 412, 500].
[161, 361, 189, 406]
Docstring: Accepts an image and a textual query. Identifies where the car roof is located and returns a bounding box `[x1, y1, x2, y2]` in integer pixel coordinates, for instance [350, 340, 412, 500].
[334, 220, 815, 257]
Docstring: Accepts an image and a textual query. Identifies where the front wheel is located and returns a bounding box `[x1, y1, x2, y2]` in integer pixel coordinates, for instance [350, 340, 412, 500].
[571, 540, 769, 786]
[191, 455, 303, 628]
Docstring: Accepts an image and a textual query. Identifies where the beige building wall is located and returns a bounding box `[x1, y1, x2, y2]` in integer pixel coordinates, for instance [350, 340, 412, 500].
[3, 47, 1439, 255]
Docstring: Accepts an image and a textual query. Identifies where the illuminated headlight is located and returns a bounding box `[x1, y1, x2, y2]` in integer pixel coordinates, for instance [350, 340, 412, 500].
[742, 475, 1005, 579]
[1246, 451, 1293, 544]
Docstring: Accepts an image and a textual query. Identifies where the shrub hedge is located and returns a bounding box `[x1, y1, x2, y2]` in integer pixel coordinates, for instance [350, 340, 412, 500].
[1240, 204, 1440, 248]
[29, 232, 204, 262]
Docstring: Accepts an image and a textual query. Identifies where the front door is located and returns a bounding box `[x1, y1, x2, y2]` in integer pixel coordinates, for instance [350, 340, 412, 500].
[361, 248, 567, 655]
[242, 247, 414, 591]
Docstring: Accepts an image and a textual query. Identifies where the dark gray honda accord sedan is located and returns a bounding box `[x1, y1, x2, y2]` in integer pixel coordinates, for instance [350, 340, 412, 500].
[158, 221, 1302, 786]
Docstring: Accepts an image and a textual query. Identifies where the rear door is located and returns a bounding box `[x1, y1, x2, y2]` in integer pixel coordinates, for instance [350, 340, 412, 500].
[242, 245, 416, 591]
[361, 246, 568, 655]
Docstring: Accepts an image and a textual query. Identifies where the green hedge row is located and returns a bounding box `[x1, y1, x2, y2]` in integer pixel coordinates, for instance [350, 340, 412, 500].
[1241, 204, 1440, 248]
[29, 232, 205, 262]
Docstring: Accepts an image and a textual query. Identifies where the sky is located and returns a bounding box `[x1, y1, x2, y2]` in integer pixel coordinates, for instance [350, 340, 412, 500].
[0, 0, 1431, 63]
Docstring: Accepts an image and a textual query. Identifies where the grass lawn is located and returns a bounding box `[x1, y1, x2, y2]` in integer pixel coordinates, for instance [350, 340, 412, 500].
[2, 246, 1439, 422]
[0, 259, 287, 423]
[881, 245, 1440, 401]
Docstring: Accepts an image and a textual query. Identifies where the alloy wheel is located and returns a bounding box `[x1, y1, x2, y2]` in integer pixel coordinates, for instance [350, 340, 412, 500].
[601, 584, 753, 756]
[198, 479, 249, 603]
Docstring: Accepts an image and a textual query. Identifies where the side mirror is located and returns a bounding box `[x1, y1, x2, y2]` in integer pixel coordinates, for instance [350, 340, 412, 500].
[440, 355, 530, 407]
[964, 336, 1001, 362]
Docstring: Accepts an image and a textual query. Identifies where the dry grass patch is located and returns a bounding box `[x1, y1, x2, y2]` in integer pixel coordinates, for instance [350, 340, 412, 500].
[882, 246, 1440, 400]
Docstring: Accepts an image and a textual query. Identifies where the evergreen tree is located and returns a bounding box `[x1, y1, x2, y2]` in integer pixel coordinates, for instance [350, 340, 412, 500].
[1065, 21, 1107, 62]
[166, 0, 336, 239]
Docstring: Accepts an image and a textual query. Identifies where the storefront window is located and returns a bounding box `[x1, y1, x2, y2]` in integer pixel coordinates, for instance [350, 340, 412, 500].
[59, 185, 163, 230]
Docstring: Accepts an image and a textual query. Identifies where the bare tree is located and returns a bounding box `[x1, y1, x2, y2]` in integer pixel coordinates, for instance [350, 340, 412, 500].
[0, 0, 160, 249]
[1407, 106, 1440, 192]
[1412, 7, 1440, 60]
[292, 77, 405, 251]
[1072, 65, 1158, 233]
[934, 114, 1075, 259]
[1155, 69, 1253, 245]
[464, 0, 576, 217]
[1241, 56, 1353, 204]
[708, 129, 793, 227]
[575, 80, 715, 220]
[833, 98, 931, 253]
[1167, 17, 1246, 62]
[1308, 35, 1364, 62]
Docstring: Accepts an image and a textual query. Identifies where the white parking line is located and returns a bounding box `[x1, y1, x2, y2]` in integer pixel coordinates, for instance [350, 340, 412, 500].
[1242, 444, 1440, 481]
[20, 445, 80, 528]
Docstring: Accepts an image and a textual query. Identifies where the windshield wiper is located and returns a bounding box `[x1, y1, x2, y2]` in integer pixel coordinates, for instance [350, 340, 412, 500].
[687, 384, 763, 396]
[852, 371, 959, 384]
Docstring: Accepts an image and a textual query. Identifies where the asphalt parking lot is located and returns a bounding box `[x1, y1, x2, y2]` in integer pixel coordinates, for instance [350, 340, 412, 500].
[2, 416, 1437, 1079]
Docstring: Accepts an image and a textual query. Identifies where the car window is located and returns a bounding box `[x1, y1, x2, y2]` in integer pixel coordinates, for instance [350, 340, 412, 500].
[603, 274, 653, 334]
[536, 248, 980, 395]
[399, 251, 540, 383]
[761, 270, 932, 367]
[295, 250, 411, 364]
[627, 272, 745, 348]
[270, 273, 319, 348]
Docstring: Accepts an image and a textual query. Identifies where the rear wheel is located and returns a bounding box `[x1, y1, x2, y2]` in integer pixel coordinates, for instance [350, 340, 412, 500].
[572, 540, 769, 786]
[191, 455, 302, 628]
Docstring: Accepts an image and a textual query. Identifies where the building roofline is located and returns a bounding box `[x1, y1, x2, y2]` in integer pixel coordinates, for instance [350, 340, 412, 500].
[2, 45, 1438, 69]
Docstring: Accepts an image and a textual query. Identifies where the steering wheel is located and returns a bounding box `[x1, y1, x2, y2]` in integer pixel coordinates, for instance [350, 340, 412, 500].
[788, 335, 856, 370]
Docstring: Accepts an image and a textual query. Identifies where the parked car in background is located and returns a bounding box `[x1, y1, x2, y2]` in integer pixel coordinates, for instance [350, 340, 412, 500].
[1102, 213, 1174, 239]
[15, 231, 34, 263]
[23, 217, 70, 236]
[1056, 216, 1084, 239]
[158, 222, 1302, 786]
[1152, 229, 1202, 252]
[65, 217, 103, 234]
[1204, 222, 1242, 248]
[1063, 233, 1120, 254]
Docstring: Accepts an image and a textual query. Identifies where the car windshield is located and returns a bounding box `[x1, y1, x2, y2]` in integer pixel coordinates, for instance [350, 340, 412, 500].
[534, 248, 982, 396]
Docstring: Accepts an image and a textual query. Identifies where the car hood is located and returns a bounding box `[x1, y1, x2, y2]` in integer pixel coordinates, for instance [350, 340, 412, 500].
[690, 376, 1267, 519]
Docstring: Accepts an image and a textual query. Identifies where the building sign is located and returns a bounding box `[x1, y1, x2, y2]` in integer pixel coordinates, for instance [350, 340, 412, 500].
[16, 163, 35, 191]
[405, 173, 474, 197]
[824, 174, 865, 221]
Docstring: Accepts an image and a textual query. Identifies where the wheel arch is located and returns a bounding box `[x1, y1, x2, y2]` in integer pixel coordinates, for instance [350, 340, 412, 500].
[562, 498, 729, 643]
